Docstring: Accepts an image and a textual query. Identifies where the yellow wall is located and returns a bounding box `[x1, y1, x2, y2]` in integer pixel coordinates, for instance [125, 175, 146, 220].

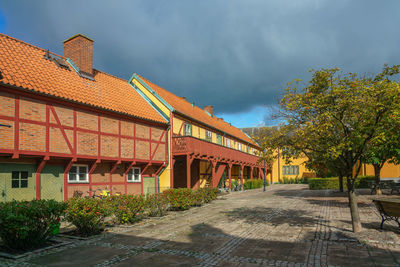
[131, 78, 171, 191]
[361, 162, 400, 179]
[272, 150, 314, 183]
[271, 150, 400, 183]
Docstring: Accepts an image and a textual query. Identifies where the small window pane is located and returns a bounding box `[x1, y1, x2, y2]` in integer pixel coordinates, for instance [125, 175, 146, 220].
[12, 179, 19, 188]
[78, 173, 86, 181]
[20, 179, 28, 188]
[134, 168, 140, 175]
[20, 171, 28, 179]
[12, 171, 19, 179]
[70, 166, 77, 173]
[127, 173, 133, 181]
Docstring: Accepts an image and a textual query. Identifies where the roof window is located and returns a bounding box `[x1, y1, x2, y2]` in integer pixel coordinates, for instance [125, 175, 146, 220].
[44, 50, 70, 70]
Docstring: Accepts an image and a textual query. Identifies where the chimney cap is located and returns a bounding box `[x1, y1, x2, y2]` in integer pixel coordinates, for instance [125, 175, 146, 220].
[63, 33, 94, 43]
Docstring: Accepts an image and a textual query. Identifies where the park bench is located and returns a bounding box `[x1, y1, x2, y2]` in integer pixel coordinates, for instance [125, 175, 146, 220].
[368, 180, 400, 195]
[372, 198, 400, 230]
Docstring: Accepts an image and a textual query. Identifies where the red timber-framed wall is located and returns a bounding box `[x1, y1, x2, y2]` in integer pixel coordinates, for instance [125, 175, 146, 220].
[0, 85, 168, 200]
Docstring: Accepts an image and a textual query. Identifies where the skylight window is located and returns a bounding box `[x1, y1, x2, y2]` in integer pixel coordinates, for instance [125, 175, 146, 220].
[44, 50, 70, 70]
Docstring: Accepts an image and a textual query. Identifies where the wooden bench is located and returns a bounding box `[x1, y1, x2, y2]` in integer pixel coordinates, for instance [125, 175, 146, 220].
[373, 198, 400, 230]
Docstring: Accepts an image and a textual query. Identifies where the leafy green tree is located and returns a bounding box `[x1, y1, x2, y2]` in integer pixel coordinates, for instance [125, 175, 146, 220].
[262, 65, 400, 232]
[362, 115, 400, 194]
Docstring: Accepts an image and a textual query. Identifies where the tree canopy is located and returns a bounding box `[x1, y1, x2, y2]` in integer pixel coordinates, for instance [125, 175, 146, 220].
[258, 65, 400, 232]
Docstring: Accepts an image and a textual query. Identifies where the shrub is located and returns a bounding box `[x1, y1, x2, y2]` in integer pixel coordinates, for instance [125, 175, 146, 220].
[145, 193, 169, 217]
[243, 179, 265, 190]
[65, 197, 110, 236]
[308, 176, 375, 190]
[204, 188, 219, 202]
[163, 188, 194, 210]
[192, 188, 207, 206]
[193, 188, 219, 204]
[230, 179, 239, 190]
[109, 194, 145, 224]
[282, 177, 306, 184]
[0, 200, 67, 250]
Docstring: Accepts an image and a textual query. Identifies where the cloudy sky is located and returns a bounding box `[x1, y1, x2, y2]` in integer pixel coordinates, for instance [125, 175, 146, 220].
[1, 0, 400, 127]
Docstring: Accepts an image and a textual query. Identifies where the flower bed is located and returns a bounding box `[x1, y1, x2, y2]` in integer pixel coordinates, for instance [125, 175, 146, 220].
[0, 187, 221, 252]
[0, 200, 67, 250]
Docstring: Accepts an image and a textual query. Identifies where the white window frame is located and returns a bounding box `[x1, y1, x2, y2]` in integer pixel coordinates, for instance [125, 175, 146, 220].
[238, 143, 242, 151]
[282, 165, 299, 175]
[205, 130, 212, 141]
[68, 164, 89, 183]
[184, 123, 191, 136]
[127, 167, 141, 183]
[226, 138, 231, 148]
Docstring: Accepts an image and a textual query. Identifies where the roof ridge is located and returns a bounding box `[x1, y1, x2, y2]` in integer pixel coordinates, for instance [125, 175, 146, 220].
[94, 69, 128, 82]
[0, 33, 65, 59]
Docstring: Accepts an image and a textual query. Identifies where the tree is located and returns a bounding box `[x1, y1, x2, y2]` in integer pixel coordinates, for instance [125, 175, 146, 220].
[361, 114, 400, 194]
[262, 65, 400, 232]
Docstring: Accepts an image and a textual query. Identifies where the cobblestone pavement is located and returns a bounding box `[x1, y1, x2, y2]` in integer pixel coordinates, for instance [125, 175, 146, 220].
[1, 185, 399, 267]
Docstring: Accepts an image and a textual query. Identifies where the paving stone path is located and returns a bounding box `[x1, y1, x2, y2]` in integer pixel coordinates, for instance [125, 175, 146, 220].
[1, 185, 399, 267]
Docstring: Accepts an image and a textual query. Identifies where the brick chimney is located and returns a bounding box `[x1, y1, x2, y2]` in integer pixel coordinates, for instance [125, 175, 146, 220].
[63, 34, 94, 75]
[204, 105, 214, 116]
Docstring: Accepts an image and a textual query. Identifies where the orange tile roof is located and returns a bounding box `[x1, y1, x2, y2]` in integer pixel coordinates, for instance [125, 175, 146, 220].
[137, 75, 259, 148]
[0, 33, 166, 124]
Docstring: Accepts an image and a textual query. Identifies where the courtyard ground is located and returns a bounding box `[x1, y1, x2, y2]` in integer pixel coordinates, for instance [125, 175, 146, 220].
[1, 184, 399, 267]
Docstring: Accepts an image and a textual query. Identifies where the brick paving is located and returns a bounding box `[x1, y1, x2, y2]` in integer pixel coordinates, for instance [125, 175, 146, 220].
[1, 185, 399, 267]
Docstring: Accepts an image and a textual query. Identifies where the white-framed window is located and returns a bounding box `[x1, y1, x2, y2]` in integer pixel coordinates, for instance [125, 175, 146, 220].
[282, 165, 299, 175]
[184, 123, 191, 136]
[226, 138, 231, 148]
[238, 143, 242, 151]
[205, 130, 212, 141]
[68, 165, 89, 183]
[127, 167, 141, 183]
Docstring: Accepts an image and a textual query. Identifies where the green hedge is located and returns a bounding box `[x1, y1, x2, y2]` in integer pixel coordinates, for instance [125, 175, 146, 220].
[243, 179, 267, 190]
[282, 177, 307, 184]
[308, 176, 375, 190]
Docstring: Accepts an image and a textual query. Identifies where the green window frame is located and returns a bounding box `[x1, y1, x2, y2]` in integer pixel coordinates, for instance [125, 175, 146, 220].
[217, 134, 222, 145]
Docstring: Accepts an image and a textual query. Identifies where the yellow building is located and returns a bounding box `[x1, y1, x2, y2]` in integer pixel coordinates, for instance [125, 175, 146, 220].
[129, 74, 268, 190]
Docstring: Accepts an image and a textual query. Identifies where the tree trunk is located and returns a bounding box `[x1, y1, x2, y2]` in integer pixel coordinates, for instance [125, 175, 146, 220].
[338, 175, 344, 192]
[347, 177, 362, 232]
[373, 164, 382, 195]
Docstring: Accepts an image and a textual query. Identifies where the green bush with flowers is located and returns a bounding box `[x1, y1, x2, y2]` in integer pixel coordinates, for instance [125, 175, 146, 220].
[0, 200, 67, 250]
[65, 197, 110, 236]
[108, 194, 145, 224]
[163, 188, 194, 210]
[145, 193, 169, 217]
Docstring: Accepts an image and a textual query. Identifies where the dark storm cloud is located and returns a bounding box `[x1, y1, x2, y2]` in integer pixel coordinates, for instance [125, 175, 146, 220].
[1, 0, 400, 115]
